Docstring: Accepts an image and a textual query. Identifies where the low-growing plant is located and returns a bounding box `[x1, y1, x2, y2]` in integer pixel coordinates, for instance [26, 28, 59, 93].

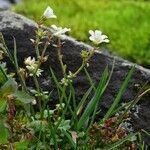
[0, 6, 149, 150]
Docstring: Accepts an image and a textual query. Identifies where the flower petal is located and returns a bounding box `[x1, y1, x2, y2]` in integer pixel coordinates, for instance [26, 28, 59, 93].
[89, 30, 94, 36]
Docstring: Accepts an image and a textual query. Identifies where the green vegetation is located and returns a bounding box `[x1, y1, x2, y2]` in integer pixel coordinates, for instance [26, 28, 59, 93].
[0, 8, 149, 148]
[13, 0, 150, 68]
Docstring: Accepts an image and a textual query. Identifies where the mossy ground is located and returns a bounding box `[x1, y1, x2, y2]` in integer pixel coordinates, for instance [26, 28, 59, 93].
[13, 0, 150, 68]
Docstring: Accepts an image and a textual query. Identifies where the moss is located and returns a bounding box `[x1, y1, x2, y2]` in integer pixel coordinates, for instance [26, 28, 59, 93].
[13, 0, 150, 67]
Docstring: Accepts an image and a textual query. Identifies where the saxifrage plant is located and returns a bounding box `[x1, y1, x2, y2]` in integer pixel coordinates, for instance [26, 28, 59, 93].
[0, 6, 149, 150]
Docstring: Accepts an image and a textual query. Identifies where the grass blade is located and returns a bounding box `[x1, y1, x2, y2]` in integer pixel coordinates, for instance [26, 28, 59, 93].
[76, 86, 94, 116]
[77, 66, 109, 130]
[88, 61, 114, 130]
[0, 64, 8, 83]
[62, 130, 76, 149]
[84, 67, 96, 91]
[105, 133, 137, 150]
[102, 66, 135, 122]
[50, 67, 62, 92]
[47, 107, 58, 149]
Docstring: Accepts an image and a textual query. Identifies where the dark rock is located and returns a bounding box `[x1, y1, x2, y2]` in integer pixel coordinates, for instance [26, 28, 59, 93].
[0, 11, 150, 146]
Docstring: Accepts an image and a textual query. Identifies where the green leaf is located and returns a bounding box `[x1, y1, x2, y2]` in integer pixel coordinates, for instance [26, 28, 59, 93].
[0, 122, 8, 144]
[89, 61, 114, 129]
[50, 68, 62, 91]
[12, 91, 35, 104]
[105, 133, 137, 150]
[77, 66, 109, 130]
[141, 129, 150, 137]
[0, 98, 7, 112]
[62, 130, 76, 149]
[0, 64, 8, 86]
[14, 140, 29, 150]
[103, 66, 135, 121]
[0, 78, 17, 97]
[29, 120, 48, 132]
[57, 119, 71, 131]
[84, 67, 96, 91]
[76, 86, 93, 116]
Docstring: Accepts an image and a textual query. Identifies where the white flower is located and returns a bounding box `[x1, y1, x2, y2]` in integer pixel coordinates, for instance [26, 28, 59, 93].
[51, 25, 71, 37]
[25, 57, 43, 77]
[67, 71, 75, 79]
[35, 68, 43, 77]
[32, 99, 37, 105]
[24, 57, 35, 66]
[28, 68, 43, 77]
[86, 62, 89, 67]
[43, 6, 57, 19]
[26, 65, 35, 72]
[89, 30, 109, 45]
[61, 78, 69, 86]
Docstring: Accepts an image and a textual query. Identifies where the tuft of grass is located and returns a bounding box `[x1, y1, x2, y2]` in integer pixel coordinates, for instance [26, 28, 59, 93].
[13, 0, 150, 67]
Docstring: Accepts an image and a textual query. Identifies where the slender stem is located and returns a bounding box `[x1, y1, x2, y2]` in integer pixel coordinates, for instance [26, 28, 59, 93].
[0, 35, 27, 91]
[138, 88, 150, 98]
[35, 36, 40, 58]
[73, 50, 95, 77]
[117, 87, 150, 125]
[13, 38, 28, 92]
[0, 33, 14, 63]
[57, 38, 66, 76]
[34, 41, 49, 76]
[73, 61, 85, 77]
[9, 143, 14, 150]
[33, 75, 42, 111]
[17, 70, 28, 92]
[0, 64, 8, 81]
[41, 41, 49, 58]
[60, 85, 66, 110]
[35, 26, 41, 58]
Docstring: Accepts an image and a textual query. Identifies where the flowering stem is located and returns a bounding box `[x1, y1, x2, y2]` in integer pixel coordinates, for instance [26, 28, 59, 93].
[41, 41, 49, 58]
[33, 41, 49, 76]
[117, 87, 150, 126]
[14, 62, 27, 92]
[73, 61, 85, 77]
[33, 75, 42, 111]
[57, 38, 66, 76]
[55, 85, 67, 129]
[18, 71, 28, 92]
[13, 38, 28, 92]
[60, 85, 66, 110]
[35, 28, 40, 58]
[74, 49, 95, 77]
